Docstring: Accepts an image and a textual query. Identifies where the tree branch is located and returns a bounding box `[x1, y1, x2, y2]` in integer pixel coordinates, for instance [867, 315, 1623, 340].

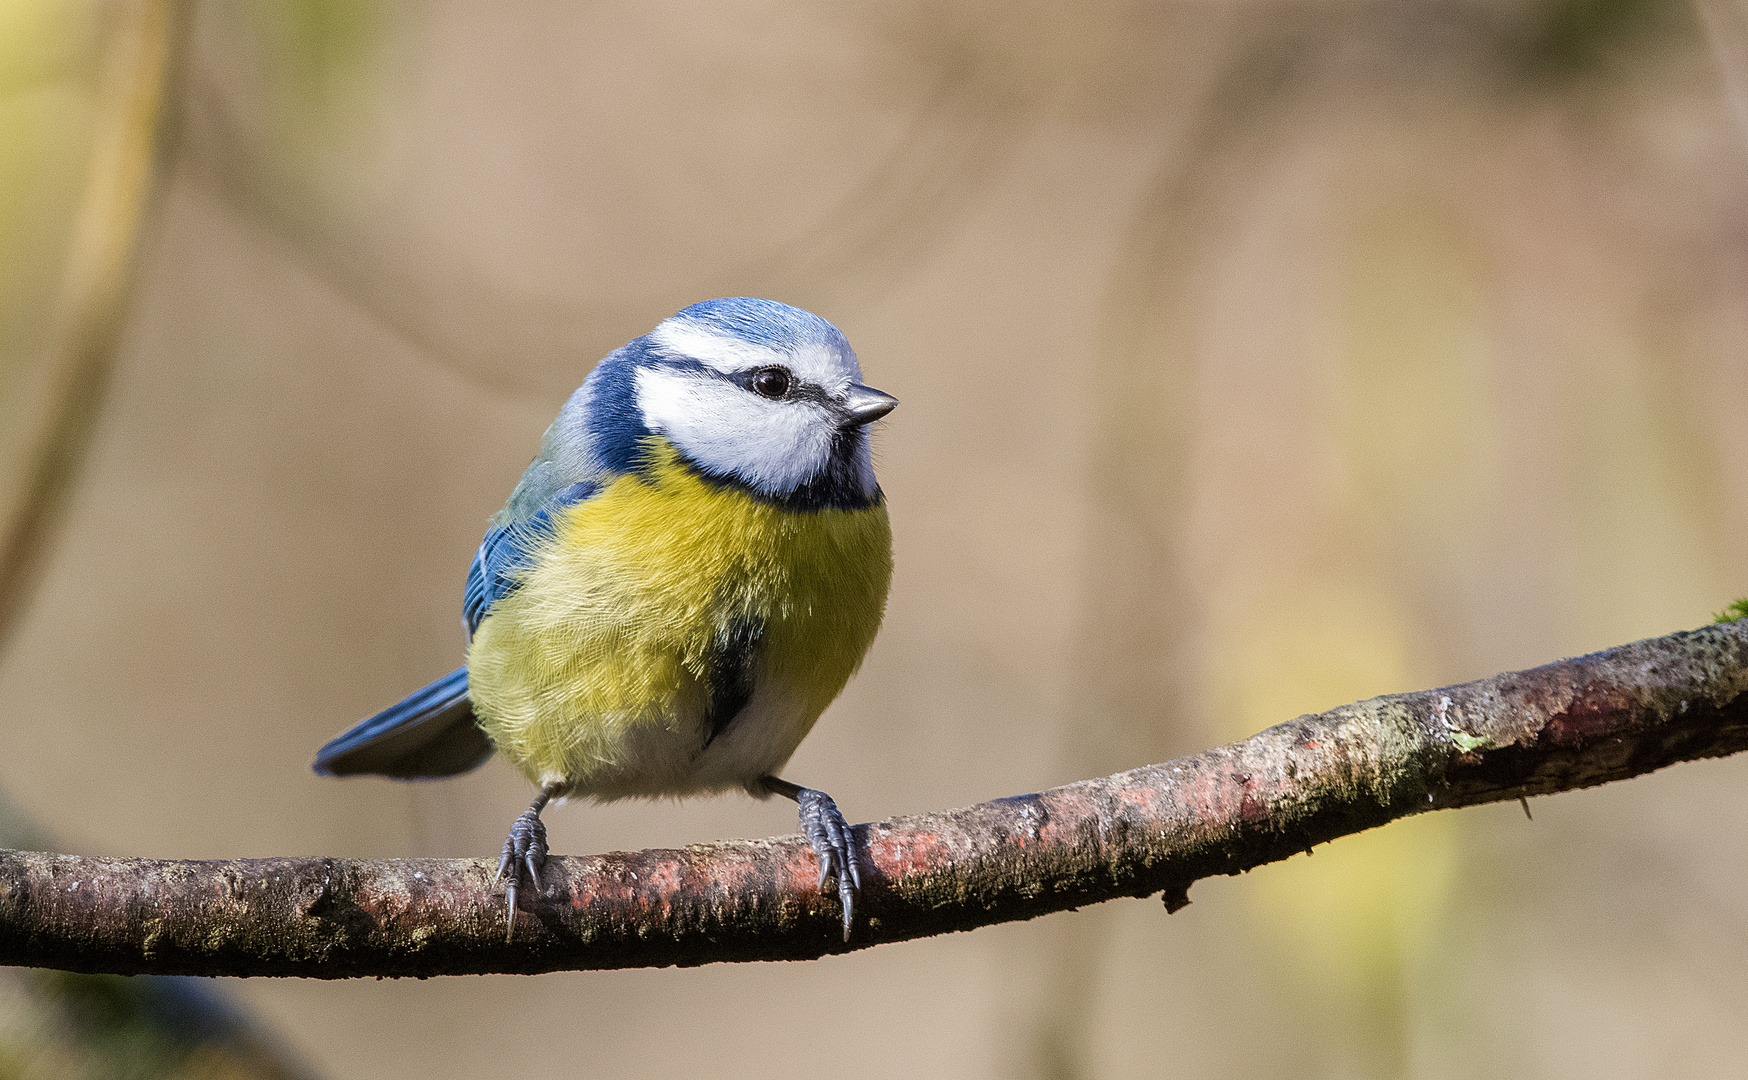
[4, 620, 1746, 978]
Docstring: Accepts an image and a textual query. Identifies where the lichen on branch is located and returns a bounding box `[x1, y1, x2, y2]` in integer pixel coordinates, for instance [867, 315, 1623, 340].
[2, 620, 1745, 978]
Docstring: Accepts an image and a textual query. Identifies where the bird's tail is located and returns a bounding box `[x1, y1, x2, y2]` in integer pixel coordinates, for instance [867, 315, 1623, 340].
[313, 668, 494, 778]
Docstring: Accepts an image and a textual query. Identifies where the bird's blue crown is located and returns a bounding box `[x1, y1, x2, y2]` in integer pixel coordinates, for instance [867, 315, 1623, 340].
[668, 297, 851, 356]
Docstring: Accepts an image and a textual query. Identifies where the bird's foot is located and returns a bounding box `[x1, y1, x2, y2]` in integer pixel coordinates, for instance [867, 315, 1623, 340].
[793, 786, 861, 941]
[495, 790, 553, 942]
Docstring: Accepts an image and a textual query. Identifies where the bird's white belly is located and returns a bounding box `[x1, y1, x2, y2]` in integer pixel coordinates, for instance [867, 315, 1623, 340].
[545, 678, 819, 802]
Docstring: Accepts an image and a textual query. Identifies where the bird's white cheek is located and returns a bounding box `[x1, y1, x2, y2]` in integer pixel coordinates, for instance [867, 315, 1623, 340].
[634, 367, 835, 495]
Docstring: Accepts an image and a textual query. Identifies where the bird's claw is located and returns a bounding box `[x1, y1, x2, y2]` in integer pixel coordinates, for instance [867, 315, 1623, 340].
[795, 787, 860, 940]
[497, 804, 549, 942]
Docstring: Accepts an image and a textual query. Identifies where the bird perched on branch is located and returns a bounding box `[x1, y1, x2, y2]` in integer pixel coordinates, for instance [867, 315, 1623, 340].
[313, 298, 896, 940]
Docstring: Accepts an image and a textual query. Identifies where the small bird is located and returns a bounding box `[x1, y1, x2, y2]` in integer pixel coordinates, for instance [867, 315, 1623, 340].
[313, 298, 896, 940]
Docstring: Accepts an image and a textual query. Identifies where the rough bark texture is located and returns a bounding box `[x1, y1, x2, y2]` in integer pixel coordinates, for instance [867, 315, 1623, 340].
[3, 620, 1746, 978]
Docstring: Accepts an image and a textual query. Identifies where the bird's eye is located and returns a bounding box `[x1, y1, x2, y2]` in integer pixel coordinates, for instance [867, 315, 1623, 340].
[750, 367, 792, 400]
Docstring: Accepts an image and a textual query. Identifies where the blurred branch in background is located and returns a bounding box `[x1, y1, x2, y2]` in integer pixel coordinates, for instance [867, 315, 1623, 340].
[1695, 0, 1748, 143]
[2, 618, 1744, 979]
[0, 4, 315, 1078]
[180, 2, 1034, 390]
[1049, 0, 1739, 1072]
[0, 0, 176, 650]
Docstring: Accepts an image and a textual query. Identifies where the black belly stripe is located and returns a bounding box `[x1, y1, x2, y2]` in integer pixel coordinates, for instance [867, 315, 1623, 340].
[702, 614, 763, 747]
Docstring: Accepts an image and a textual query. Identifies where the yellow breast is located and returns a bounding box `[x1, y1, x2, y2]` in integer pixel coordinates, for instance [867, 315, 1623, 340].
[465, 439, 892, 797]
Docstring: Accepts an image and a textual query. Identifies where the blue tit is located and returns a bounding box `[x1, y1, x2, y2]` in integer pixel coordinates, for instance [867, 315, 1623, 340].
[313, 298, 897, 940]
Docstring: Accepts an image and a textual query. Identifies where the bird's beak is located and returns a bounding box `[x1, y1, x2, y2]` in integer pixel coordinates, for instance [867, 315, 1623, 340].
[841, 383, 898, 427]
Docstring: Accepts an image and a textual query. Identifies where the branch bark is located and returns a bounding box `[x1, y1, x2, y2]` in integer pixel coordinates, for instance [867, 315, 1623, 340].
[4, 619, 1746, 978]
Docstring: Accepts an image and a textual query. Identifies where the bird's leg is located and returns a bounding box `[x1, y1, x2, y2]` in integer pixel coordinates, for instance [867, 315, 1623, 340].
[496, 784, 557, 942]
[760, 776, 861, 940]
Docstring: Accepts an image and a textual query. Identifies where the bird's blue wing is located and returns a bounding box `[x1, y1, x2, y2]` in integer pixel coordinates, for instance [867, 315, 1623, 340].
[313, 471, 599, 780]
[463, 527, 520, 638]
[312, 667, 492, 778]
[463, 479, 597, 637]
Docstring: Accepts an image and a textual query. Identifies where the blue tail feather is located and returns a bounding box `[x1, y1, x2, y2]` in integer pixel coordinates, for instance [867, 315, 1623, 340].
[313, 668, 494, 779]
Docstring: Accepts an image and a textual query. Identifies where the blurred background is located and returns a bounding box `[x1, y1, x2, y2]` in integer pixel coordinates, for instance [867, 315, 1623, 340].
[3, 0, 1748, 1077]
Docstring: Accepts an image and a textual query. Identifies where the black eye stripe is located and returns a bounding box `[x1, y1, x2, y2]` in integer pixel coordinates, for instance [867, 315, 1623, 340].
[716, 364, 838, 408]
